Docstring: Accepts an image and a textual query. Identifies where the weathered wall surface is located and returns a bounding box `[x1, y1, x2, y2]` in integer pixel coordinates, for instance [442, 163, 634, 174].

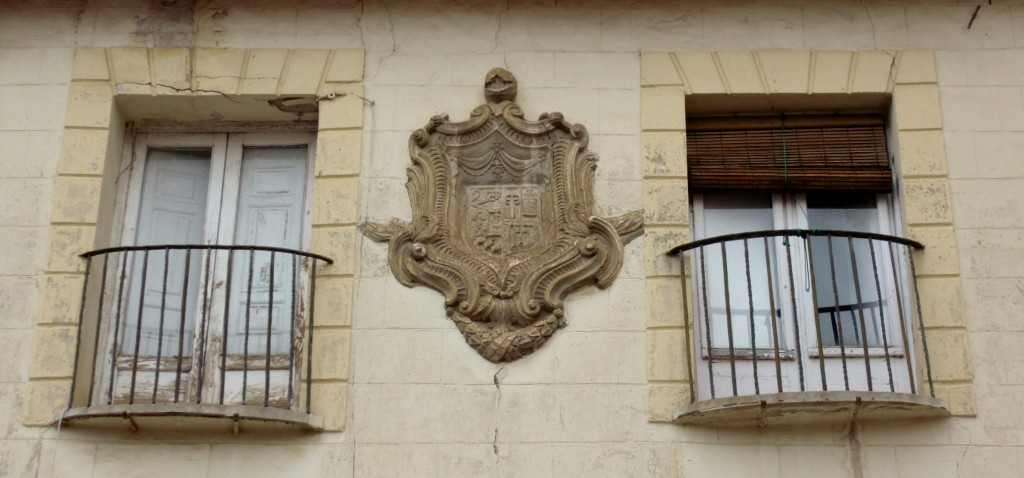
[2, 1, 1023, 477]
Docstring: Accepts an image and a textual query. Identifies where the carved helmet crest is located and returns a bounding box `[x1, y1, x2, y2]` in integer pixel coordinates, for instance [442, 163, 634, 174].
[365, 69, 643, 362]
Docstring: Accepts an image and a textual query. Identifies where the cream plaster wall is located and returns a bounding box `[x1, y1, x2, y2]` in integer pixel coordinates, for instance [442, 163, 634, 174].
[2, 1, 1024, 477]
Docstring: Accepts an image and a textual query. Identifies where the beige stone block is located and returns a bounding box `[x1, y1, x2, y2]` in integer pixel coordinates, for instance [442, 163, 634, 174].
[29, 326, 77, 379]
[23, 380, 68, 426]
[280, 50, 330, 95]
[51, 176, 102, 224]
[57, 128, 108, 176]
[351, 329, 442, 384]
[238, 49, 287, 95]
[150, 48, 190, 90]
[316, 130, 361, 177]
[640, 87, 685, 131]
[642, 178, 688, 226]
[674, 51, 724, 94]
[311, 381, 347, 431]
[71, 47, 109, 81]
[437, 445, 497, 477]
[46, 226, 94, 273]
[94, 444, 210, 477]
[907, 226, 959, 276]
[648, 383, 690, 422]
[916, 277, 964, 329]
[647, 329, 688, 382]
[933, 382, 975, 416]
[312, 226, 356, 276]
[811, 51, 852, 94]
[494, 385, 628, 443]
[313, 177, 359, 226]
[851, 51, 895, 93]
[644, 226, 689, 277]
[642, 131, 686, 178]
[552, 332, 646, 384]
[64, 82, 113, 129]
[640, 52, 681, 87]
[355, 384, 495, 443]
[758, 51, 811, 94]
[925, 329, 971, 382]
[194, 48, 245, 94]
[894, 84, 942, 130]
[326, 49, 364, 83]
[716, 51, 764, 94]
[311, 328, 350, 381]
[318, 84, 364, 130]
[208, 444, 323, 476]
[903, 178, 953, 226]
[898, 130, 948, 178]
[314, 277, 353, 328]
[40, 274, 85, 325]
[896, 50, 937, 85]
[109, 48, 150, 85]
[646, 277, 686, 329]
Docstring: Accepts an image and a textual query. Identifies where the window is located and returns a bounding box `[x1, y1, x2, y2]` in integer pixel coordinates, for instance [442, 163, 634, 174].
[682, 115, 926, 401]
[83, 130, 325, 409]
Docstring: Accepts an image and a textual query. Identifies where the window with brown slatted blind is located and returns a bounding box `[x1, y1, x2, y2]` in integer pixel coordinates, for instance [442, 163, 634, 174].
[686, 115, 892, 192]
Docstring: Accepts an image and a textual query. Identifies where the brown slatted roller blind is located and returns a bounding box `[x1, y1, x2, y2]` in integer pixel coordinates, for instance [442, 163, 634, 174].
[687, 115, 893, 192]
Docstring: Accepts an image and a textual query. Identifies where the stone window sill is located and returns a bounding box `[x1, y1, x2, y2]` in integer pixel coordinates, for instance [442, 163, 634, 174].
[60, 404, 324, 432]
[673, 391, 949, 427]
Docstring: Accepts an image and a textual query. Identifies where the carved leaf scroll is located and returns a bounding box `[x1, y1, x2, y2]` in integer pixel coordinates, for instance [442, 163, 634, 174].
[364, 68, 644, 363]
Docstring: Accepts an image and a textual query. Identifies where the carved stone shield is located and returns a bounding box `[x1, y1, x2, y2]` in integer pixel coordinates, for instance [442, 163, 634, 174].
[365, 68, 643, 362]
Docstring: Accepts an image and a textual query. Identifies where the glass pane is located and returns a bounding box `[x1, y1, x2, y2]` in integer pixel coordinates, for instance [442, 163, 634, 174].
[700, 192, 782, 351]
[807, 192, 887, 347]
[226, 146, 308, 356]
[122, 148, 212, 356]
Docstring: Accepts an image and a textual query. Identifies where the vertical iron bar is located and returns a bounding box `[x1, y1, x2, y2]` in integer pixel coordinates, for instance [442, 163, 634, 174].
[219, 249, 234, 405]
[805, 236, 827, 391]
[765, 237, 782, 393]
[679, 253, 696, 404]
[109, 251, 128, 405]
[129, 250, 149, 405]
[826, 236, 850, 391]
[243, 249, 254, 404]
[306, 259, 317, 414]
[848, 236, 873, 391]
[721, 243, 738, 397]
[743, 239, 759, 395]
[869, 240, 895, 392]
[174, 249, 191, 403]
[88, 254, 109, 407]
[69, 256, 92, 409]
[265, 251, 275, 407]
[889, 242, 916, 394]
[152, 248, 170, 404]
[908, 252, 935, 397]
[699, 247, 715, 400]
[288, 254, 297, 409]
[784, 241, 805, 391]
[195, 249, 213, 404]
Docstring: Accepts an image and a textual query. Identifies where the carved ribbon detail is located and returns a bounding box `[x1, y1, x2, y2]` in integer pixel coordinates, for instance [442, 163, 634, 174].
[364, 68, 643, 363]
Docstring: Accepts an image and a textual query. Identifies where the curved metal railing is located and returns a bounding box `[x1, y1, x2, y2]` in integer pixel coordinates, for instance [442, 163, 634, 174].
[68, 244, 333, 416]
[667, 229, 933, 403]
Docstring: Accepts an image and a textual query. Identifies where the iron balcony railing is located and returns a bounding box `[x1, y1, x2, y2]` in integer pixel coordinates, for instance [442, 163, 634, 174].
[68, 244, 332, 416]
[668, 229, 933, 404]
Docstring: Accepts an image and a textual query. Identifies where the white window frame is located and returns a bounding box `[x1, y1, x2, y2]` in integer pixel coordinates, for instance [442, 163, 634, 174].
[689, 190, 914, 398]
[93, 130, 317, 406]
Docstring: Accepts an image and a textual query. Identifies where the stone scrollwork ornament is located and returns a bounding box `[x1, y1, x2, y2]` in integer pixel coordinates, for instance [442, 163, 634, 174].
[364, 68, 643, 363]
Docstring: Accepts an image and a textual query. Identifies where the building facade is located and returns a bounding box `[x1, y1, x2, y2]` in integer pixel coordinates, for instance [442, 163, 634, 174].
[1, 1, 1022, 476]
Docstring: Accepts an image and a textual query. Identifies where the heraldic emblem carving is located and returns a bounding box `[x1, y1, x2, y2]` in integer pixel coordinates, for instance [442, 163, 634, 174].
[364, 68, 643, 362]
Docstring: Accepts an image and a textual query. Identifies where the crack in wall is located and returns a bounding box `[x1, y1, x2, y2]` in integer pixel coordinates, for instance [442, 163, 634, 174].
[843, 402, 864, 478]
[492, 366, 507, 461]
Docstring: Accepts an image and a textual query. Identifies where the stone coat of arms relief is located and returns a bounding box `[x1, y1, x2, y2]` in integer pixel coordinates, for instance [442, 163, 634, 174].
[365, 68, 643, 362]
